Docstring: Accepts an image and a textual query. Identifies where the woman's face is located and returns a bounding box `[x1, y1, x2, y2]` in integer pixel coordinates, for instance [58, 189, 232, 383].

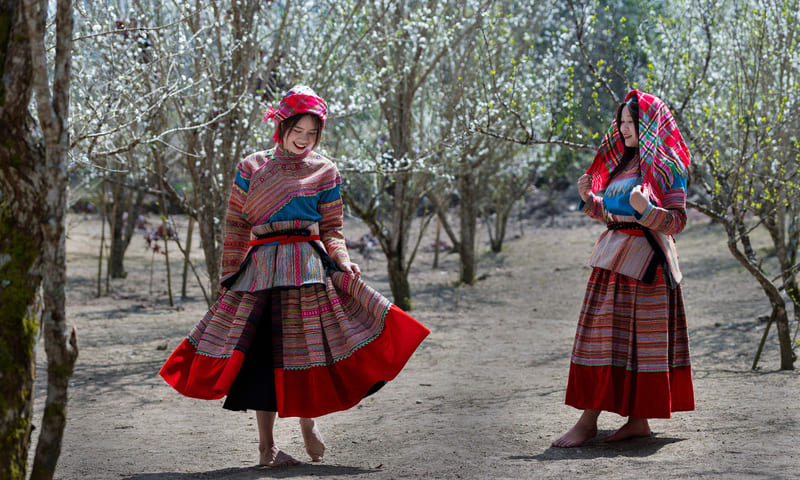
[282, 115, 319, 155]
[619, 105, 638, 148]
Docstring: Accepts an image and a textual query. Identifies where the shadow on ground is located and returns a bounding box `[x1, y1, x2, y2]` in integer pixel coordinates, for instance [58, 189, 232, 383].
[509, 434, 686, 462]
[121, 463, 379, 479]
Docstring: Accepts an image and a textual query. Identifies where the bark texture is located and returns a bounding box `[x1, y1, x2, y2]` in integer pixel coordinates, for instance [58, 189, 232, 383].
[0, 0, 78, 478]
[0, 2, 44, 477]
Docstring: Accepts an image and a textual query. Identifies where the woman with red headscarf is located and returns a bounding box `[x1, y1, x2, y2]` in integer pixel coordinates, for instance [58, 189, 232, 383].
[552, 91, 695, 448]
[160, 86, 429, 466]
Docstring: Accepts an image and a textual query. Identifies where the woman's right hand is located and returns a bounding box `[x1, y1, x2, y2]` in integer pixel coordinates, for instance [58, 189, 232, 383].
[577, 174, 593, 203]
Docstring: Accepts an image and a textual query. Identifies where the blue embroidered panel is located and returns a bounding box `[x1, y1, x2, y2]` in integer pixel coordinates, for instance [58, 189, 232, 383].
[235, 170, 250, 192]
[268, 184, 340, 223]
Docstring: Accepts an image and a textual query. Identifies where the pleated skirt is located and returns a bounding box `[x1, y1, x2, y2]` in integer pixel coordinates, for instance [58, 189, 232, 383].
[565, 266, 695, 418]
[160, 271, 429, 418]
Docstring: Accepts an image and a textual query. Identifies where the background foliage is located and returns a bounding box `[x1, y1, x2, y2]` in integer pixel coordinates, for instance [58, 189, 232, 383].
[66, 0, 800, 358]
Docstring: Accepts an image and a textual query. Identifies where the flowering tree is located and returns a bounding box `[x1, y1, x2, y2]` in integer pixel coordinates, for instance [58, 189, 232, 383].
[70, 5, 168, 281]
[566, 0, 799, 370]
[70, 1, 298, 300]
[672, 0, 800, 370]
[158, 0, 290, 297]
[423, 4, 539, 283]
[315, 0, 495, 307]
[0, 0, 78, 478]
[416, 0, 598, 284]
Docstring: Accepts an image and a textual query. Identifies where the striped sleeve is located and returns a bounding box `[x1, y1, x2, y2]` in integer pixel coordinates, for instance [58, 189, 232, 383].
[580, 193, 606, 222]
[318, 169, 350, 265]
[637, 175, 687, 235]
[220, 160, 253, 285]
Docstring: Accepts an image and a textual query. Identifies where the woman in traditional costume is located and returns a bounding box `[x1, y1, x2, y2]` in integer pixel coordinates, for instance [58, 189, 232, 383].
[552, 90, 694, 448]
[160, 86, 430, 465]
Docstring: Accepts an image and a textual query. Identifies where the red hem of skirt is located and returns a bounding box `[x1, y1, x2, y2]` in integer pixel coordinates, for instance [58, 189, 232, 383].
[565, 363, 695, 418]
[160, 304, 430, 416]
[276, 304, 429, 417]
[159, 339, 245, 400]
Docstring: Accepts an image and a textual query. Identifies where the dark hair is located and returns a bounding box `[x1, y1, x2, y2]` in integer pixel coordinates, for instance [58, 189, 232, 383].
[277, 113, 323, 149]
[607, 95, 640, 183]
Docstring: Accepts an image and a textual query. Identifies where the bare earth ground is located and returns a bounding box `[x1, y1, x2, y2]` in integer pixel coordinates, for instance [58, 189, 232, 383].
[29, 211, 799, 480]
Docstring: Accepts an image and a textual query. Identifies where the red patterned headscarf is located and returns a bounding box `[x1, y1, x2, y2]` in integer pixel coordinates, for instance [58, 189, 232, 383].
[585, 90, 691, 206]
[262, 85, 328, 143]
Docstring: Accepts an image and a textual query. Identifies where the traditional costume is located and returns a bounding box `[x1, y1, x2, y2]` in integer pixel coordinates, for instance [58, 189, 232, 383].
[160, 86, 430, 418]
[564, 90, 695, 418]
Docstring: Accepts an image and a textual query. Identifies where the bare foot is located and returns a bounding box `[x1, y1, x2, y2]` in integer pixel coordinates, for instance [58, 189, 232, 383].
[258, 445, 300, 467]
[600, 418, 651, 443]
[552, 423, 598, 448]
[300, 418, 325, 462]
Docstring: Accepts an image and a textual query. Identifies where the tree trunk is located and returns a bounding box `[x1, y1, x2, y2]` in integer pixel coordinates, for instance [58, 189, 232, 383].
[0, 206, 41, 480]
[107, 187, 124, 278]
[152, 147, 174, 306]
[724, 223, 794, 370]
[387, 252, 412, 310]
[97, 182, 106, 296]
[490, 203, 513, 253]
[198, 208, 222, 304]
[753, 300, 794, 371]
[433, 216, 441, 269]
[0, 3, 44, 478]
[458, 175, 477, 284]
[343, 189, 414, 310]
[29, 185, 78, 480]
[766, 204, 800, 355]
[785, 276, 800, 331]
[0, 1, 79, 479]
[107, 177, 138, 279]
[786, 214, 800, 328]
[772, 302, 794, 370]
[380, 88, 422, 308]
[182, 215, 194, 299]
[28, 0, 80, 473]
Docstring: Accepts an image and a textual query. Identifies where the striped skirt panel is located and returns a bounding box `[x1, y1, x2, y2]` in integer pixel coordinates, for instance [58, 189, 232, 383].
[565, 266, 694, 418]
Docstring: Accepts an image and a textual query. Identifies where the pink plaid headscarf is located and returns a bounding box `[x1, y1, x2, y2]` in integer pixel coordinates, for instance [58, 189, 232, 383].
[262, 85, 328, 143]
[585, 90, 691, 207]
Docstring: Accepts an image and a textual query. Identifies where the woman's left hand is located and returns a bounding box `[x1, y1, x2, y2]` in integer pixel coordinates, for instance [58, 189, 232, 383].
[338, 261, 361, 277]
[629, 185, 651, 214]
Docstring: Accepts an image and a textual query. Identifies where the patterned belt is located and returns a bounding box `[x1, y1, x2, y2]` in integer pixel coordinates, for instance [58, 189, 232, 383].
[607, 221, 677, 289]
[606, 221, 645, 236]
[248, 228, 320, 246]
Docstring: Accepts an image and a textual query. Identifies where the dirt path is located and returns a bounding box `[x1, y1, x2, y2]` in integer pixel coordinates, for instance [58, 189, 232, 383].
[31, 213, 799, 479]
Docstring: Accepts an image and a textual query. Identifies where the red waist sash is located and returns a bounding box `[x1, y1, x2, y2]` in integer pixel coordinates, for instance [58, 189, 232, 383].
[248, 234, 320, 246]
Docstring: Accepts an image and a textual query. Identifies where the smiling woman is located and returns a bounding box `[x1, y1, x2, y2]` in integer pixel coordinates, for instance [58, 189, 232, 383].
[618, 101, 638, 148]
[158, 85, 429, 468]
[553, 90, 694, 448]
[278, 114, 321, 155]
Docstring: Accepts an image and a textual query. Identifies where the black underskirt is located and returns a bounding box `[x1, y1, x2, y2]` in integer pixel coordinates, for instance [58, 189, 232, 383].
[222, 289, 387, 413]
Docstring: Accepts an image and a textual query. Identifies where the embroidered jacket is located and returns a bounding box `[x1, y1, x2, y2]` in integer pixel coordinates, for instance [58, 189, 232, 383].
[220, 148, 350, 292]
[581, 171, 686, 284]
[581, 90, 690, 285]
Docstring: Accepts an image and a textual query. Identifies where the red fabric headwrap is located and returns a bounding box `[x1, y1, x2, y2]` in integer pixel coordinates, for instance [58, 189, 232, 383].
[262, 85, 328, 143]
[585, 90, 691, 206]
